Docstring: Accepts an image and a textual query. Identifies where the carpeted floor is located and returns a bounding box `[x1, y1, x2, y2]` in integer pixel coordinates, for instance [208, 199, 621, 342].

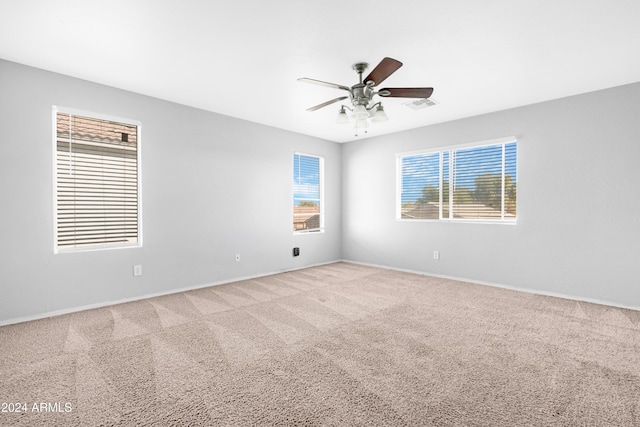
[1, 262, 640, 426]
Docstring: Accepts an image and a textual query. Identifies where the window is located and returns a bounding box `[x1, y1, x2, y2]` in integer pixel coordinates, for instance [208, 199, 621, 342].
[293, 153, 323, 232]
[398, 137, 517, 222]
[54, 107, 141, 251]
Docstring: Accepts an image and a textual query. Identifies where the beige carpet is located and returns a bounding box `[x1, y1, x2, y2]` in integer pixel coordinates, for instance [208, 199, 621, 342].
[1, 262, 640, 426]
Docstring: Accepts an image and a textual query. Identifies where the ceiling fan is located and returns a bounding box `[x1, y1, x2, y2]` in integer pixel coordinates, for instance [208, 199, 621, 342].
[298, 57, 434, 132]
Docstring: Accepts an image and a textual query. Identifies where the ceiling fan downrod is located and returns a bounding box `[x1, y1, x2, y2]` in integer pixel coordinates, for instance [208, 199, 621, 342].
[350, 62, 374, 115]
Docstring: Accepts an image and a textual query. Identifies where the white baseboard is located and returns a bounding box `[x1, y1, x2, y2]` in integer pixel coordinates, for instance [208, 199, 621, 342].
[342, 259, 640, 313]
[0, 259, 342, 327]
[4, 258, 637, 327]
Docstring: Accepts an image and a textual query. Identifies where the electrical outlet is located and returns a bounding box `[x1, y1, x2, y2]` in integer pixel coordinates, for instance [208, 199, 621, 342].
[433, 251, 440, 260]
[133, 264, 143, 276]
[235, 253, 240, 262]
[293, 247, 300, 257]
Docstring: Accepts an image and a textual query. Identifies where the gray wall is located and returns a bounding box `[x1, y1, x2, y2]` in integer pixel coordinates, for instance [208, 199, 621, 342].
[341, 82, 640, 309]
[0, 60, 342, 324]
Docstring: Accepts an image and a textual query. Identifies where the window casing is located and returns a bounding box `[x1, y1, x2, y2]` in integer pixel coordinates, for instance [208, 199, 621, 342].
[53, 107, 141, 252]
[398, 137, 517, 222]
[293, 153, 324, 233]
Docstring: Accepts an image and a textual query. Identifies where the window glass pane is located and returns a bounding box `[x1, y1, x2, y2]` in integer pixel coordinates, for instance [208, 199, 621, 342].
[452, 144, 503, 219]
[293, 154, 322, 232]
[504, 142, 517, 217]
[400, 152, 440, 219]
[398, 139, 517, 222]
[442, 151, 450, 219]
[55, 111, 139, 250]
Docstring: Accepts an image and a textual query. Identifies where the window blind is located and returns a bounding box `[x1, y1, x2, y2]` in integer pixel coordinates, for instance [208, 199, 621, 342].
[293, 153, 322, 232]
[399, 152, 441, 219]
[399, 140, 517, 222]
[55, 112, 139, 250]
[451, 144, 505, 219]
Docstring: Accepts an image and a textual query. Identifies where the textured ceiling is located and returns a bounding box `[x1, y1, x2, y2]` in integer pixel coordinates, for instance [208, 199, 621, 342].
[1, 0, 640, 143]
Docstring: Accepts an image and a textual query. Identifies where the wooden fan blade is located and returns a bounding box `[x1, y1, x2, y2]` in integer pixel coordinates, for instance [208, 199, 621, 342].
[298, 78, 351, 92]
[378, 87, 434, 98]
[306, 96, 349, 111]
[364, 57, 403, 87]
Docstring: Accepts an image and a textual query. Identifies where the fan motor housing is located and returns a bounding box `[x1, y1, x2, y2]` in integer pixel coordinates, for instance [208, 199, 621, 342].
[351, 84, 373, 106]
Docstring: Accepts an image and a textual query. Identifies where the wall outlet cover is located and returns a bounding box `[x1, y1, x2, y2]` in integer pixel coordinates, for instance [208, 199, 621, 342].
[133, 265, 143, 276]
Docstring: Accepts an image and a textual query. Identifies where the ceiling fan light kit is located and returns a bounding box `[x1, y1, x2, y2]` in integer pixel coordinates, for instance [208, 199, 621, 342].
[299, 57, 433, 135]
[352, 104, 370, 119]
[336, 106, 350, 124]
[371, 104, 388, 122]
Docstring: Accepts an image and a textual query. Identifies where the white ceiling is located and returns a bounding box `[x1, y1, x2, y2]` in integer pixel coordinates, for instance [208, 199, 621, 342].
[2, 0, 640, 143]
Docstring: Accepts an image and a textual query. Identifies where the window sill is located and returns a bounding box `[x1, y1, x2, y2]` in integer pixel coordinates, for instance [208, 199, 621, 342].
[293, 229, 325, 235]
[54, 242, 142, 254]
[397, 218, 517, 225]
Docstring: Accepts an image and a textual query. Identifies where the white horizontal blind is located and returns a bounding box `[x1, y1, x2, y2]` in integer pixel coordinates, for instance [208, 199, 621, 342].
[293, 153, 322, 232]
[55, 112, 139, 250]
[451, 144, 506, 219]
[398, 139, 517, 222]
[399, 152, 441, 219]
[503, 142, 517, 216]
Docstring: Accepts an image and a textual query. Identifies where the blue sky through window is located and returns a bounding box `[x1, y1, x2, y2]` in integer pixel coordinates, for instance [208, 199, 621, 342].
[293, 153, 320, 206]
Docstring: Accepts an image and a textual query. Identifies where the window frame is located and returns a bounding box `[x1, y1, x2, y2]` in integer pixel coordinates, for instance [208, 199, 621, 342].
[396, 136, 517, 224]
[52, 106, 143, 253]
[293, 152, 324, 234]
